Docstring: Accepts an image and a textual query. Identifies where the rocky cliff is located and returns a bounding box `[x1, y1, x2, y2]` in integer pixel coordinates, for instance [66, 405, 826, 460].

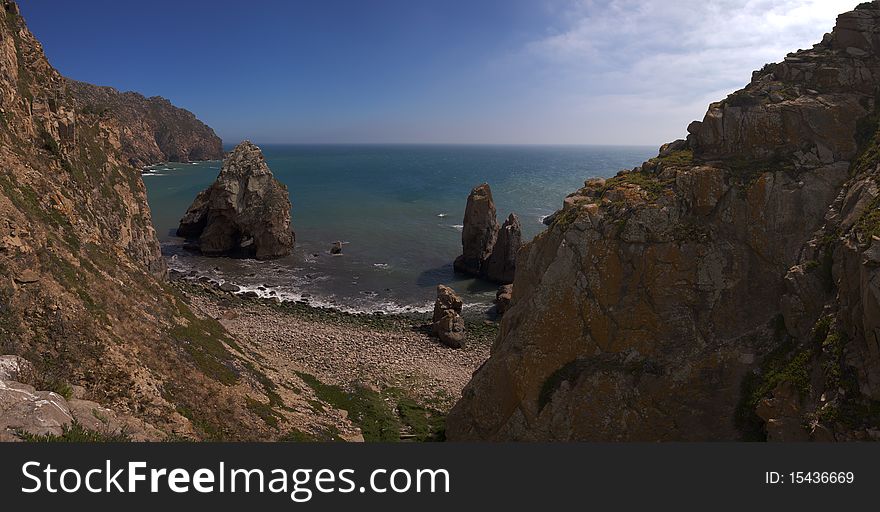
[0, 1, 285, 440]
[65, 79, 223, 167]
[448, 2, 880, 441]
[178, 141, 294, 260]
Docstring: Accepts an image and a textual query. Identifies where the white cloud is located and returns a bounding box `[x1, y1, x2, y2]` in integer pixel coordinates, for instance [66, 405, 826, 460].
[515, 0, 857, 144]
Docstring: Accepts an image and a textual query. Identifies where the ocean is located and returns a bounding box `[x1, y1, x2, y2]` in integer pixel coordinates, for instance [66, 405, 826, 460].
[143, 144, 656, 314]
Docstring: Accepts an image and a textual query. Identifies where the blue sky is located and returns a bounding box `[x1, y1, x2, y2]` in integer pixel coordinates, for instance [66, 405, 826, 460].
[20, 0, 855, 145]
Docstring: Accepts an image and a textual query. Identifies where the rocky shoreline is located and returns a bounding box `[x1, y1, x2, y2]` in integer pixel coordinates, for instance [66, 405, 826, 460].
[170, 277, 494, 438]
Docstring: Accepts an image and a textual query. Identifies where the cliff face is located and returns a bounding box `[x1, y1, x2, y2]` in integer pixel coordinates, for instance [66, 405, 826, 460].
[448, 2, 880, 441]
[65, 79, 223, 167]
[0, 1, 279, 440]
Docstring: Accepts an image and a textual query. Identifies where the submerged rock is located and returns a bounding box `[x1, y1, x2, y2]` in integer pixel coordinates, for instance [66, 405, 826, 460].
[177, 141, 295, 259]
[432, 285, 465, 348]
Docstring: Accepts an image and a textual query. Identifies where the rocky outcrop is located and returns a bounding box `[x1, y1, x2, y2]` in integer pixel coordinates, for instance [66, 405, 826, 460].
[65, 80, 223, 167]
[485, 214, 522, 284]
[495, 285, 513, 315]
[447, 2, 880, 441]
[177, 141, 295, 260]
[454, 184, 521, 284]
[1, 355, 163, 442]
[454, 184, 499, 277]
[432, 285, 465, 348]
[0, 2, 298, 441]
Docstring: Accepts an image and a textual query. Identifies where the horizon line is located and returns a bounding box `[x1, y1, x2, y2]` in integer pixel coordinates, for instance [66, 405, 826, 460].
[221, 141, 664, 148]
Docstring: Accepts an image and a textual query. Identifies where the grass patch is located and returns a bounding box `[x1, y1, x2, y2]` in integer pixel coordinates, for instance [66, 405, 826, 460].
[856, 196, 880, 240]
[169, 312, 240, 386]
[245, 397, 282, 428]
[16, 421, 131, 443]
[296, 371, 401, 442]
[602, 171, 671, 201]
[295, 373, 446, 442]
[735, 315, 813, 440]
[656, 149, 694, 167]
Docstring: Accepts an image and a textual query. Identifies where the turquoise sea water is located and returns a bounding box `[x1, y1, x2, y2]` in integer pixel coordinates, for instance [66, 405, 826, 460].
[143, 144, 655, 313]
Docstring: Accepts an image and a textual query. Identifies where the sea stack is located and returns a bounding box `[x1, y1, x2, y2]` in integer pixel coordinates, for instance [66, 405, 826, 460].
[454, 184, 499, 277]
[177, 141, 294, 259]
[485, 213, 522, 284]
[453, 184, 520, 285]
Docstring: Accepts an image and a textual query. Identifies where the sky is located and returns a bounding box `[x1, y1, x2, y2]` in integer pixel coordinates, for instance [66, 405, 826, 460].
[19, 0, 858, 146]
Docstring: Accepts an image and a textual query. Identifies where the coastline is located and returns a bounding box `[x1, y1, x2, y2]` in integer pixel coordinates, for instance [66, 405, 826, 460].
[173, 278, 495, 440]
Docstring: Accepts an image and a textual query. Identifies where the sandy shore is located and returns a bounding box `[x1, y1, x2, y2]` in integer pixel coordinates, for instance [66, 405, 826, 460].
[181, 281, 494, 440]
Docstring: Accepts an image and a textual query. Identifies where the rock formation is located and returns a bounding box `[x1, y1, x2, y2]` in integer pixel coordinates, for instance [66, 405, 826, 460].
[447, 2, 880, 441]
[454, 184, 521, 284]
[454, 184, 499, 277]
[0, 2, 297, 441]
[495, 284, 513, 315]
[432, 285, 465, 348]
[0, 355, 161, 441]
[65, 80, 223, 167]
[485, 213, 522, 284]
[178, 141, 295, 260]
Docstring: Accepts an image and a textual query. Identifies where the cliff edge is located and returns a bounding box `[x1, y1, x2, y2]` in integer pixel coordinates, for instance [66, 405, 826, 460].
[0, 1, 284, 440]
[448, 2, 880, 441]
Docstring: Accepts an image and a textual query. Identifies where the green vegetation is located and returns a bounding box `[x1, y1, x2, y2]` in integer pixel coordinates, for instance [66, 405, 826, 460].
[722, 154, 797, 187]
[246, 397, 282, 428]
[38, 128, 61, 156]
[602, 171, 671, 200]
[296, 371, 400, 442]
[725, 90, 761, 108]
[735, 315, 813, 440]
[855, 196, 880, 239]
[295, 371, 445, 442]
[16, 421, 131, 443]
[169, 303, 241, 385]
[655, 149, 694, 167]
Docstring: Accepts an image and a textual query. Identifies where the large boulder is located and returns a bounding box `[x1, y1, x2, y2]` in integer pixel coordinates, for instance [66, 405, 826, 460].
[178, 141, 294, 260]
[485, 213, 521, 284]
[454, 184, 499, 277]
[432, 285, 465, 348]
[0, 380, 74, 438]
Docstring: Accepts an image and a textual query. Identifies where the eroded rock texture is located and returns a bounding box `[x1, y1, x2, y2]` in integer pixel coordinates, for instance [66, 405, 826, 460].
[178, 141, 295, 260]
[448, 2, 880, 441]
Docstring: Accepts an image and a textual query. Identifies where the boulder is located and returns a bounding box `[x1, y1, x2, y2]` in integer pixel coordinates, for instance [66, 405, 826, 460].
[0, 380, 73, 438]
[454, 184, 499, 277]
[485, 213, 521, 284]
[432, 285, 465, 348]
[177, 141, 295, 260]
[495, 284, 513, 315]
